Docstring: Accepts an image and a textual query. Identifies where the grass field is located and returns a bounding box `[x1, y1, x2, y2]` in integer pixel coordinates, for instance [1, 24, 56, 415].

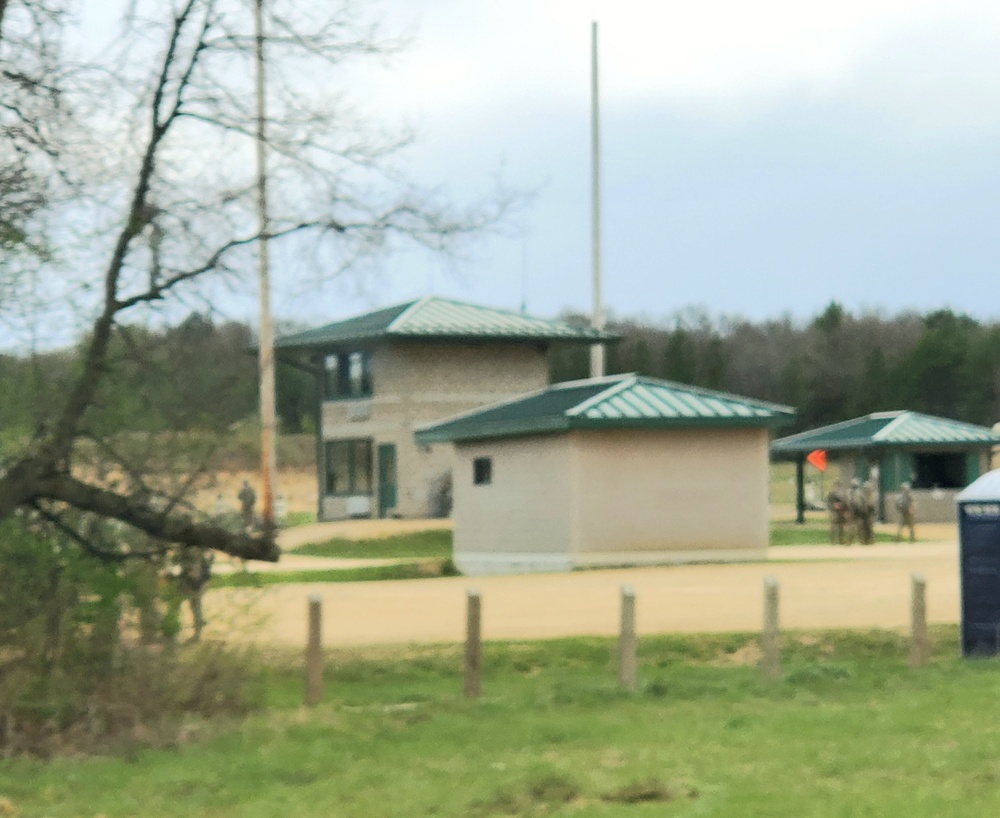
[6, 627, 1000, 817]
[211, 561, 453, 589]
[290, 529, 453, 560]
[769, 518, 900, 546]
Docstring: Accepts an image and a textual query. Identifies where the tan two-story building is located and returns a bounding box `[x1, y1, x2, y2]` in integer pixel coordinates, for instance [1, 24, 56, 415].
[275, 296, 612, 520]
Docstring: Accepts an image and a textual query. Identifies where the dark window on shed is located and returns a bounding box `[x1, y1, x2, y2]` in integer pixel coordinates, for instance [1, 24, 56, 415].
[913, 453, 965, 490]
[473, 457, 492, 486]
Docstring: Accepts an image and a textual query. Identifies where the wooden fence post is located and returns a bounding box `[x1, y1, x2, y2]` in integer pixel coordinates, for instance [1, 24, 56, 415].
[305, 594, 323, 706]
[619, 584, 638, 692]
[910, 572, 929, 668]
[464, 588, 482, 700]
[761, 576, 781, 680]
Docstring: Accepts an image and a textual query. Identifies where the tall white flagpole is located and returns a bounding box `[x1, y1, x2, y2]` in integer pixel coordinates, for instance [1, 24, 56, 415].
[589, 20, 606, 378]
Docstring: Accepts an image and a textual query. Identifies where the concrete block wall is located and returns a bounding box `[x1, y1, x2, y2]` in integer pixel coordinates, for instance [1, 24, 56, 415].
[319, 340, 549, 519]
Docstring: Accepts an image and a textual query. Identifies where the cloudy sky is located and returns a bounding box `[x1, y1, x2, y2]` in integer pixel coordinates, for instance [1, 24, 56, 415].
[295, 0, 1000, 328]
[71, 1, 1000, 332]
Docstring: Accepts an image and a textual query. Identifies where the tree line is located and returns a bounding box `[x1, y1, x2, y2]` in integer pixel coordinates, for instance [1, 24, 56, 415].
[0, 313, 314, 441]
[3, 301, 998, 442]
[552, 302, 1000, 431]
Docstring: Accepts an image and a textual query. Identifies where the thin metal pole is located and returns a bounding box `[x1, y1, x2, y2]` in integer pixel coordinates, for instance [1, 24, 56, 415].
[795, 456, 805, 524]
[305, 594, 323, 706]
[589, 20, 605, 378]
[255, 0, 277, 532]
[761, 576, 781, 680]
[619, 584, 637, 691]
[910, 573, 928, 668]
[464, 589, 482, 699]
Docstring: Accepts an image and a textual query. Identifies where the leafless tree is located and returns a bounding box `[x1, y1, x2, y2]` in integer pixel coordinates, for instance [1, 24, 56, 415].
[0, 0, 516, 561]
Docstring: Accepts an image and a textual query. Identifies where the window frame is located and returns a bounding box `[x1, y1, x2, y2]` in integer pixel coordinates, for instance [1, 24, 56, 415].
[473, 456, 493, 486]
[324, 438, 374, 496]
[323, 350, 372, 401]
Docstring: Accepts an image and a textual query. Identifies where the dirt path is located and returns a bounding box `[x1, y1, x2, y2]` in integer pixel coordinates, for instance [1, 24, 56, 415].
[204, 538, 963, 647]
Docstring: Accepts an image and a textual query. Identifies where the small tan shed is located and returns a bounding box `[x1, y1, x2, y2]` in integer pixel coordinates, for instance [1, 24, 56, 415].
[416, 374, 795, 575]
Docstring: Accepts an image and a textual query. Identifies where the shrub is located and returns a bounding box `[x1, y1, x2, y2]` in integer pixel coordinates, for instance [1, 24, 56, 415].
[0, 518, 263, 757]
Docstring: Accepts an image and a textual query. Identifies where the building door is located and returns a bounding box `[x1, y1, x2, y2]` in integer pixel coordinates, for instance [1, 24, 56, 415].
[377, 443, 397, 518]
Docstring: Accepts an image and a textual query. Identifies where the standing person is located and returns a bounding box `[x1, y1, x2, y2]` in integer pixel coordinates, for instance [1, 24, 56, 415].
[826, 480, 850, 544]
[895, 482, 917, 543]
[858, 480, 877, 545]
[176, 547, 214, 642]
[238, 479, 257, 530]
[847, 478, 863, 544]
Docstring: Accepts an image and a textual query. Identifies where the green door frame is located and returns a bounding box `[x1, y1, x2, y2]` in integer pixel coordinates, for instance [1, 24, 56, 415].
[377, 443, 397, 518]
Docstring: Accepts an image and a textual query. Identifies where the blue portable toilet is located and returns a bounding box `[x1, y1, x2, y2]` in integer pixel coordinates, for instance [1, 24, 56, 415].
[957, 468, 1000, 656]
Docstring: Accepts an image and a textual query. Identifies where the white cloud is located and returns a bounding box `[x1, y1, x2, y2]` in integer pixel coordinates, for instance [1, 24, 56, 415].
[372, 0, 1000, 123]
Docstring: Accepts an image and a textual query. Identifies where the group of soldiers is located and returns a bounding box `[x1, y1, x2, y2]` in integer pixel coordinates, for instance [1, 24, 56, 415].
[825, 479, 917, 544]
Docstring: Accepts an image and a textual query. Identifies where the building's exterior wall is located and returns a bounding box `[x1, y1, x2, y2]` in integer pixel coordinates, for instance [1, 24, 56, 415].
[320, 341, 548, 520]
[884, 488, 959, 526]
[451, 434, 574, 574]
[571, 428, 769, 563]
[450, 426, 769, 574]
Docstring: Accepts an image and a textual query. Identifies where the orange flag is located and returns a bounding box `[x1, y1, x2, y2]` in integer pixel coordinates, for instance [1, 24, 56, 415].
[806, 449, 828, 471]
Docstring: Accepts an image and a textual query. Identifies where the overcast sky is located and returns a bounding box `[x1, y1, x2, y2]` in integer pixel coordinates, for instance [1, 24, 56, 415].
[297, 0, 1000, 328]
[76, 1, 1000, 331]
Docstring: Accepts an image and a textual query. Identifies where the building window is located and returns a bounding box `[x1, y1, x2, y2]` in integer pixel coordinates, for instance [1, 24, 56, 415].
[473, 457, 492, 486]
[324, 351, 372, 400]
[913, 453, 965, 490]
[325, 439, 373, 495]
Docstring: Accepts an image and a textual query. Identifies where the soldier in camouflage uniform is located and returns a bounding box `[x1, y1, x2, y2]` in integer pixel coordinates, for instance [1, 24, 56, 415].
[853, 480, 877, 545]
[846, 479, 862, 544]
[238, 479, 257, 530]
[826, 480, 850, 544]
[176, 546, 214, 642]
[895, 482, 917, 543]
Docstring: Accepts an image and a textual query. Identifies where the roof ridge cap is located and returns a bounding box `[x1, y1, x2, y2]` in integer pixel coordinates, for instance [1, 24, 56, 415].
[275, 297, 415, 343]
[637, 375, 794, 413]
[565, 375, 636, 417]
[773, 413, 875, 443]
[436, 296, 591, 326]
[388, 296, 431, 331]
[871, 411, 910, 441]
[551, 373, 630, 390]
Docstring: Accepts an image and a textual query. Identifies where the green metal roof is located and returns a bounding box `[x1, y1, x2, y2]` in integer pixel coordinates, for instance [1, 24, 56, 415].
[771, 411, 1000, 456]
[415, 374, 795, 444]
[275, 296, 615, 351]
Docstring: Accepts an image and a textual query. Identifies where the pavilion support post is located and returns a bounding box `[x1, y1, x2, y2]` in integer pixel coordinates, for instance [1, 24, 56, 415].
[876, 450, 886, 524]
[795, 456, 806, 524]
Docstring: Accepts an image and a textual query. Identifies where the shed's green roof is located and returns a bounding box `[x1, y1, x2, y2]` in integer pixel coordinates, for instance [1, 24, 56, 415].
[771, 411, 1000, 456]
[415, 375, 795, 444]
[275, 296, 615, 351]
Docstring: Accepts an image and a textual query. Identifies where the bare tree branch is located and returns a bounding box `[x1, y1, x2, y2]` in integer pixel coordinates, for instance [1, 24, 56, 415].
[0, 0, 523, 562]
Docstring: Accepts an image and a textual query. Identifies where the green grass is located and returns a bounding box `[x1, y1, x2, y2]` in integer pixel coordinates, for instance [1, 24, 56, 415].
[210, 561, 453, 588]
[770, 519, 900, 546]
[770, 460, 799, 505]
[7, 626, 1000, 817]
[290, 529, 453, 560]
[281, 510, 316, 528]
